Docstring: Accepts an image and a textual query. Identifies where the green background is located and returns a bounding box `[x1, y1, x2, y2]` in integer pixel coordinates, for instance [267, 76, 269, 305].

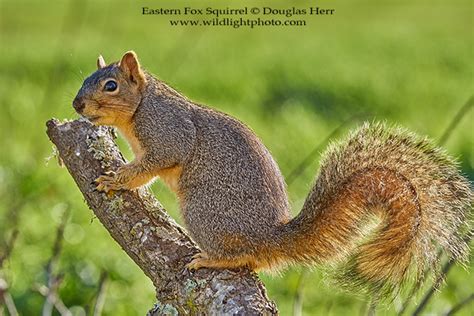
[0, 0, 472, 315]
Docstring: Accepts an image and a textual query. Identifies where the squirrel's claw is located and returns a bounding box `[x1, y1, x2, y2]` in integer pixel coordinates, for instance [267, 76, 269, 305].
[186, 258, 204, 270]
[186, 252, 210, 270]
[191, 252, 206, 260]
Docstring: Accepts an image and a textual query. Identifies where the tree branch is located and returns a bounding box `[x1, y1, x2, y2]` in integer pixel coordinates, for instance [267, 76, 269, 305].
[46, 118, 277, 315]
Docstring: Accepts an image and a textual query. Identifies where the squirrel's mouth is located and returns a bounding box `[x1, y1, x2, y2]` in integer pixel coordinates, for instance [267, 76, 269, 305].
[82, 115, 101, 123]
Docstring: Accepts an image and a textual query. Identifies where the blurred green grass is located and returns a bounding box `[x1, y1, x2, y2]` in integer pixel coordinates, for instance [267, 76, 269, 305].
[0, 0, 472, 315]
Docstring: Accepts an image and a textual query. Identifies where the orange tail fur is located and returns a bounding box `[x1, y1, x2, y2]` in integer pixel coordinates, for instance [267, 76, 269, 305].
[275, 122, 472, 297]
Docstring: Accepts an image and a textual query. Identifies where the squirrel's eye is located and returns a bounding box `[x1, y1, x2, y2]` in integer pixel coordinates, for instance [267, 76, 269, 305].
[104, 80, 118, 92]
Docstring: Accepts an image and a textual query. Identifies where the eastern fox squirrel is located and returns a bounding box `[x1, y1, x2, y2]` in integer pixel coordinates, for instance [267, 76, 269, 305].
[73, 51, 472, 298]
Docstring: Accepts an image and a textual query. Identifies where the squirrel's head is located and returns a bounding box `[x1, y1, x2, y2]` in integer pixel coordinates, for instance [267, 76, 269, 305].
[73, 51, 147, 126]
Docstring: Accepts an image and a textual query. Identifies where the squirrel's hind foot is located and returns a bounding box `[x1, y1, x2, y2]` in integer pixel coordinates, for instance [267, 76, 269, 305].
[186, 252, 262, 271]
[186, 252, 217, 270]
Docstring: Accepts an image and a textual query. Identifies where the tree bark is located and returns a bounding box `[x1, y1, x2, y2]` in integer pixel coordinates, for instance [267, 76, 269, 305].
[46, 118, 278, 316]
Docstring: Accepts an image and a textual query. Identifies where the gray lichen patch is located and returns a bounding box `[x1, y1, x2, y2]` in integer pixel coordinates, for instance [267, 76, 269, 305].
[196, 278, 208, 288]
[130, 221, 144, 238]
[147, 301, 179, 316]
[209, 282, 242, 315]
[184, 279, 198, 294]
[56, 118, 75, 129]
[152, 226, 177, 241]
[140, 225, 152, 245]
[210, 286, 241, 315]
[140, 190, 166, 211]
[105, 195, 124, 215]
[130, 218, 158, 241]
[213, 282, 236, 297]
[144, 199, 174, 224]
[85, 126, 118, 169]
[183, 277, 208, 299]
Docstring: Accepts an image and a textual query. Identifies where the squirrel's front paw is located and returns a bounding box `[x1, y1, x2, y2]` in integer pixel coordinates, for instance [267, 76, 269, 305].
[95, 171, 123, 193]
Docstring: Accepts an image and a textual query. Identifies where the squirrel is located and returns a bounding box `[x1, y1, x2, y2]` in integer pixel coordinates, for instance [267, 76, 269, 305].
[73, 51, 472, 298]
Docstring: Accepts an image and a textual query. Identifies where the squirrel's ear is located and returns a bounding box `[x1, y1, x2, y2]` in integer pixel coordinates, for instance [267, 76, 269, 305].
[119, 51, 146, 87]
[97, 55, 107, 69]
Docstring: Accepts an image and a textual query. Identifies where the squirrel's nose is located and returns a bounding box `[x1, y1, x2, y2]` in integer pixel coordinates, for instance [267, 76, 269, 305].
[73, 96, 85, 113]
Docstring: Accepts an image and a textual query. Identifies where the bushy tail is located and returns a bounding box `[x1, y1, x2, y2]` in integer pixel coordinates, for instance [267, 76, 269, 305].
[277, 122, 472, 297]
